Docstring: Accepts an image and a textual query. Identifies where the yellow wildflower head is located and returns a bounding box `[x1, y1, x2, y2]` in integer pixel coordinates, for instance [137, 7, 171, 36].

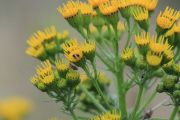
[91, 110, 121, 120]
[61, 39, 79, 54]
[57, 1, 79, 19]
[57, 30, 69, 41]
[61, 39, 84, 63]
[81, 40, 96, 61]
[66, 70, 80, 86]
[164, 46, 174, 61]
[157, 6, 180, 29]
[142, 0, 158, 11]
[131, 7, 148, 21]
[35, 60, 55, 85]
[98, 72, 111, 85]
[146, 51, 162, 67]
[27, 31, 45, 47]
[165, 26, 176, 37]
[26, 44, 47, 60]
[121, 48, 134, 62]
[174, 20, 180, 33]
[134, 32, 150, 46]
[117, 21, 126, 32]
[55, 59, 69, 74]
[99, 1, 119, 16]
[149, 36, 170, 53]
[0, 97, 32, 120]
[43, 26, 57, 41]
[79, 2, 94, 15]
[88, 0, 108, 8]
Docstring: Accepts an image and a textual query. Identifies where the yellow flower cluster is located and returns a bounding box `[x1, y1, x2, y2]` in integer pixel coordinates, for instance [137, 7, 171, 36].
[58, 0, 94, 19]
[61, 39, 96, 64]
[131, 7, 148, 21]
[135, 32, 174, 67]
[26, 26, 69, 60]
[0, 97, 32, 120]
[157, 7, 180, 29]
[91, 111, 121, 120]
[31, 60, 55, 86]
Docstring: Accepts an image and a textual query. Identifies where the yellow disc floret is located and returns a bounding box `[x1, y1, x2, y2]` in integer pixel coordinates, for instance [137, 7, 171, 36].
[57, 1, 79, 19]
[55, 59, 69, 73]
[35, 60, 55, 85]
[146, 52, 162, 67]
[99, 1, 118, 16]
[157, 6, 180, 29]
[134, 32, 151, 46]
[149, 36, 169, 53]
[88, 0, 108, 8]
[121, 48, 134, 61]
[131, 7, 148, 21]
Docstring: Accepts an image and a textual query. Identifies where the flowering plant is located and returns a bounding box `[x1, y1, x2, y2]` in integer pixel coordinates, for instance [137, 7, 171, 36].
[26, 0, 180, 120]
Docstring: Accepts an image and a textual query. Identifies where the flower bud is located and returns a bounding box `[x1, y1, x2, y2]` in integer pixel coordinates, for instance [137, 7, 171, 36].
[66, 70, 80, 87]
[163, 76, 177, 91]
[37, 82, 46, 91]
[57, 78, 67, 89]
[156, 82, 164, 93]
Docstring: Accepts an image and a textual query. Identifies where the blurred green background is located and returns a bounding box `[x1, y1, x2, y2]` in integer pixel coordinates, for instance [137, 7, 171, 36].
[0, 0, 179, 119]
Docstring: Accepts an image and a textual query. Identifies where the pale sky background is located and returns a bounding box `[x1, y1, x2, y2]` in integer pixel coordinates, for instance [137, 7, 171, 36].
[0, 0, 179, 120]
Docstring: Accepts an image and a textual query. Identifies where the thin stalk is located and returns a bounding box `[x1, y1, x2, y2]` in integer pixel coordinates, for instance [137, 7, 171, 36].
[138, 89, 157, 116]
[125, 19, 131, 48]
[130, 85, 144, 120]
[70, 109, 78, 120]
[82, 64, 112, 110]
[79, 84, 106, 112]
[169, 106, 179, 120]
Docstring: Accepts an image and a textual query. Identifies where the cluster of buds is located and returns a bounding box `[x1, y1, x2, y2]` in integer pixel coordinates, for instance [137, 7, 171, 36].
[26, 26, 69, 61]
[121, 32, 174, 70]
[31, 60, 80, 111]
[78, 72, 111, 111]
[157, 75, 180, 105]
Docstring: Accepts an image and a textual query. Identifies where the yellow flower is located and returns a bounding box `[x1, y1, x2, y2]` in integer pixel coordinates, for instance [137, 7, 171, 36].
[43, 26, 57, 41]
[61, 39, 84, 63]
[88, 0, 108, 8]
[64, 48, 84, 63]
[57, 1, 79, 19]
[120, 48, 134, 61]
[0, 97, 32, 120]
[79, 2, 94, 15]
[61, 39, 79, 54]
[27, 31, 45, 47]
[174, 20, 180, 33]
[66, 70, 80, 80]
[35, 60, 55, 85]
[80, 73, 89, 83]
[26, 44, 46, 59]
[117, 0, 132, 9]
[131, 7, 148, 21]
[99, 1, 119, 16]
[57, 30, 69, 40]
[165, 26, 176, 37]
[91, 110, 121, 120]
[146, 51, 162, 67]
[141, 0, 158, 11]
[157, 6, 180, 29]
[98, 72, 111, 85]
[81, 41, 96, 61]
[117, 21, 126, 32]
[55, 59, 69, 73]
[149, 36, 170, 53]
[164, 46, 174, 60]
[134, 32, 150, 46]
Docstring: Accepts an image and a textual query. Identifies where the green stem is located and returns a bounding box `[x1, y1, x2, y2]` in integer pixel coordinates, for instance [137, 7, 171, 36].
[79, 84, 106, 112]
[113, 31, 128, 118]
[82, 64, 112, 110]
[125, 19, 131, 48]
[169, 106, 179, 120]
[70, 109, 78, 120]
[130, 85, 144, 120]
[138, 89, 157, 116]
